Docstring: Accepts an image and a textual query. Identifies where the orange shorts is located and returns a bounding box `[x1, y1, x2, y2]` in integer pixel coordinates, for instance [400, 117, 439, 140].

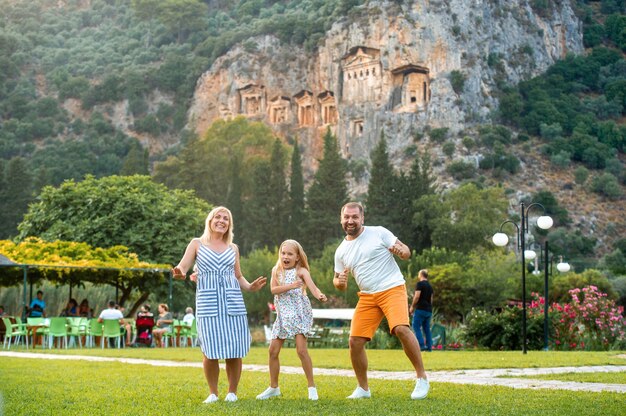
[350, 284, 410, 339]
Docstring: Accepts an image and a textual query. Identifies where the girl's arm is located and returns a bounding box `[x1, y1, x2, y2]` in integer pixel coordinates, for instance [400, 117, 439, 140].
[299, 268, 327, 302]
[172, 239, 200, 279]
[233, 245, 267, 291]
[270, 266, 304, 295]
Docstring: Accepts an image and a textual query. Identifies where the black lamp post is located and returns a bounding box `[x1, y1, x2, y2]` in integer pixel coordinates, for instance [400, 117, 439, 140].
[492, 202, 553, 354]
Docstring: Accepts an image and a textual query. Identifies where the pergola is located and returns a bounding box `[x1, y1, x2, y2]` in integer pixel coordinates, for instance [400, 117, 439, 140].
[0, 254, 172, 319]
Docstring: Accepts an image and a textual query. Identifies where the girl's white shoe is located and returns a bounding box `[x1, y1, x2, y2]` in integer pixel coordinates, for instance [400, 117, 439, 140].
[203, 394, 218, 404]
[256, 386, 281, 400]
[308, 387, 319, 400]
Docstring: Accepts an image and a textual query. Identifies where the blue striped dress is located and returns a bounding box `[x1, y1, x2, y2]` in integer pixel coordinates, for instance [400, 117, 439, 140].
[195, 244, 251, 359]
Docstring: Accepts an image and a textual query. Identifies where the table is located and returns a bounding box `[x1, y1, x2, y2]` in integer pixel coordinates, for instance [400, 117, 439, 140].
[26, 324, 48, 348]
[173, 323, 191, 347]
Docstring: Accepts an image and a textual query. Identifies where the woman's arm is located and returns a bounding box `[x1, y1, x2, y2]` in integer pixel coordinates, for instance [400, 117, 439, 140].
[172, 239, 200, 279]
[270, 266, 304, 295]
[299, 268, 327, 302]
[233, 245, 267, 291]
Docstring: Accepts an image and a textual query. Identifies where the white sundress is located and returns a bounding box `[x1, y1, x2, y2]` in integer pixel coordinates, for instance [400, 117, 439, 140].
[271, 268, 313, 339]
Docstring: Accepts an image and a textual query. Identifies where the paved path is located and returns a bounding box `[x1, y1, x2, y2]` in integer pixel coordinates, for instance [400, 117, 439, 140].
[2, 351, 625, 393]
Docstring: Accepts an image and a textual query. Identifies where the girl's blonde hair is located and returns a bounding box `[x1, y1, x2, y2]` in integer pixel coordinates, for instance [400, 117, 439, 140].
[200, 206, 234, 246]
[275, 240, 309, 288]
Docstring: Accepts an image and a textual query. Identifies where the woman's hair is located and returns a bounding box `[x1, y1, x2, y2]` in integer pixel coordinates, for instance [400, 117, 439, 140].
[419, 269, 429, 279]
[185, 307, 193, 314]
[275, 240, 310, 287]
[200, 206, 234, 246]
[69, 298, 77, 307]
[143, 304, 151, 312]
[80, 299, 89, 307]
[159, 303, 169, 312]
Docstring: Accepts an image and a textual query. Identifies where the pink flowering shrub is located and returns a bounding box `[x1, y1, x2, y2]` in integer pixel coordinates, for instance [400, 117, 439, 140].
[532, 286, 626, 351]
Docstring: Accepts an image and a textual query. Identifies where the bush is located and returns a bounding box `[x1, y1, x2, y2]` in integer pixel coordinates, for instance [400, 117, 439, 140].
[446, 160, 476, 180]
[462, 307, 544, 351]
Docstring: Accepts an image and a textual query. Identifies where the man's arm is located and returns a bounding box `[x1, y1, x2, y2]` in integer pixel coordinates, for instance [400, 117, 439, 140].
[389, 239, 411, 260]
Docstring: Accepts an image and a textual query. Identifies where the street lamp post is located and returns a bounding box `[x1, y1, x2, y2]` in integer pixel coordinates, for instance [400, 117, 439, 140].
[492, 202, 553, 354]
[539, 242, 571, 350]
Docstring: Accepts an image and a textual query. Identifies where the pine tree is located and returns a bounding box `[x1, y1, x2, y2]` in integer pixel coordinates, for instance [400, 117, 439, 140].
[304, 128, 348, 255]
[403, 151, 439, 253]
[226, 156, 244, 244]
[287, 138, 305, 242]
[0, 157, 34, 238]
[244, 161, 274, 252]
[365, 132, 397, 228]
[268, 138, 287, 244]
[120, 141, 149, 175]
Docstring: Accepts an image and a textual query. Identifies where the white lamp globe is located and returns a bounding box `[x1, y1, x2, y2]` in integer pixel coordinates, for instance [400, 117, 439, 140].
[492, 232, 509, 247]
[524, 250, 537, 260]
[536, 215, 553, 230]
[557, 262, 571, 273]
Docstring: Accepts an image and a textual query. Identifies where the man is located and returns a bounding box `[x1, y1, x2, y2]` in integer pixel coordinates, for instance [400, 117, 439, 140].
[334, 202, 429, 400]
[410, 269, 434, 352]
[98, 300, 127, 346]
[28, 290, 46, 318]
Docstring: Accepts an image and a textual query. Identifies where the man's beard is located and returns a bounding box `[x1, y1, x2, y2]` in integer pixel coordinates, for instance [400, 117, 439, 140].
[344, 223, 362, 236]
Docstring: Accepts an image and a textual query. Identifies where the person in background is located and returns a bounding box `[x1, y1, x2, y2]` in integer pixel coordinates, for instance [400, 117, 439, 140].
[410, 269, 434, 352]
[0, 305, 7, 317]
[137, 304, 153, 318]
[98, 300, 126, 347]
[152, 303, 173, 348]
[78, 299, 93, 318]
[60, 298, 79, 317]
[28, 291, 46, 318]
[182, 307, 195, 326]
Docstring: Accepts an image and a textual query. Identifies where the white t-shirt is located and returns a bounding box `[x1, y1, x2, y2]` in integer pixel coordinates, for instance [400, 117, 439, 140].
[182, 313, 195, 325]
[99, 308, 123, 320]
[334, 226, 405, 294]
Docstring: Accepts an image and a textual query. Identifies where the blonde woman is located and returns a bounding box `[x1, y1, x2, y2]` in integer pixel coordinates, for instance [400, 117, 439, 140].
[172, 206, 266, 403]
[152, 303, 172, 347]
[256, 240, 327, 401]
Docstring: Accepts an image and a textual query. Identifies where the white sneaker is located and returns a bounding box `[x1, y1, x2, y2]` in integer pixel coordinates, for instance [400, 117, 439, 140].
[308, 386, 318, 401]
[224, 392, 238, 402]
[411, 378, 429, 400]
[347, 386, 371, 399]
[256, 387, 281, 400]
[203, 394, 218, 404]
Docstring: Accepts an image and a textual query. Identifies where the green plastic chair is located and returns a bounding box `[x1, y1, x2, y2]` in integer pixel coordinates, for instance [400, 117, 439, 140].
[26, 317, 48, 348]
[66, 317, 86, 348]
[86, 319, 103, 348]
[101, 319, 122, 349]
[179, 320, 193, 347]
[2, 317, 29, 349]
[47, 317, 69, 349]
[189, 319, 198, 347]
[162, 320, 177, 348]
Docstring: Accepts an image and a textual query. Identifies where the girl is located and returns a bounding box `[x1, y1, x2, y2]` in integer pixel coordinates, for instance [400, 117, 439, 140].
[256, 240, 327, 401]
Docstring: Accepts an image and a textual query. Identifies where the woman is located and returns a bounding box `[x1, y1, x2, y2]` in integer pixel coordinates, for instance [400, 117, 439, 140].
[152, 303, 173, 348]
[172, 206, 266, 403]
[78, 299, 92, 318]
[60, 298, 79, 317]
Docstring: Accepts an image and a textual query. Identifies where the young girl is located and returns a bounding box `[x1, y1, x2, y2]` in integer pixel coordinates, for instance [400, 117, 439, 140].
[256, 240, 327, 401]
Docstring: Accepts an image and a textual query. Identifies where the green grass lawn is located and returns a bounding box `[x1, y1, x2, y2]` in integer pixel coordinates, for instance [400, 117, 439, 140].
[9, 345, 626, 371]
[1, 357, 625, 416]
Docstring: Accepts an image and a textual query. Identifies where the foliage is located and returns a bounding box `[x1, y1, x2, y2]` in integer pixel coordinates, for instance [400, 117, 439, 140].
[0, 238, 169, 311]
[449, 70, 466, 94]
[551, 269, 617, 303]
[365, 134, 398, 226]
[17, 175, 210, 265]
[446, 160, 476, 180]
[589, 172, 623, 199]
[303, 128, 347, 256]
[550, 286, 626, 350]
[463, 306, 545, 350]
[239, 246, 277, 324]
[286, 139, 305, 242]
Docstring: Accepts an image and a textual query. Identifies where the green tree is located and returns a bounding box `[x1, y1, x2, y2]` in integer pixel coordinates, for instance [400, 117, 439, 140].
[268, 139, 288, 245]
[304, 128, 347, 255]
[430, 184, 509, 253]
[17, 175, 210, 265]
[405, 151, 438, 252]
[244, 161, 274, 252]
[226, 156, 244, 236]
[0, 157, 34, 238]
[120, 141, 149, 175]
[158, 0, 208, 43]
[365, 133, 397, 227]
[287, 139, 305, 242]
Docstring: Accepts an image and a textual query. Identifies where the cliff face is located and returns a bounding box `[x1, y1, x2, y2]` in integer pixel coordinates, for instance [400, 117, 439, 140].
[188, 0, 583, 177]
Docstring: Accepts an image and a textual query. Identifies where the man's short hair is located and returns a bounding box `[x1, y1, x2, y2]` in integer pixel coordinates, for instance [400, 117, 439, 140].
[341, 201, 364, 215]
[36, 290, 43, 295]
[108, 300, 116, 308]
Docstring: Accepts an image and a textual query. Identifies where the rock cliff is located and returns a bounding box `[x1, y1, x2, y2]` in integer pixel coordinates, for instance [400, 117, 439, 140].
[187, 0, 583, 178]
